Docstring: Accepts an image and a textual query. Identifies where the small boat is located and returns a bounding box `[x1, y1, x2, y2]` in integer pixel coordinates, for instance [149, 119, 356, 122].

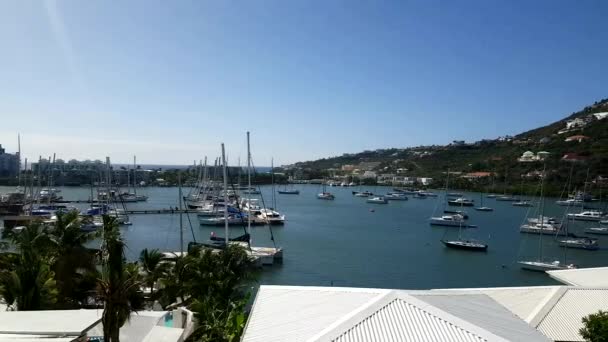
[420, 191, 438, 197]
[317, 192, 335, 200]
[384, 193, 408, 201]
[413, 193, 427, 199]
[446, 192, 463, 197]
[429, 215, 468, 227]
[556, 199, 584, 206]
[367, 196, 388, 204]
[496, 196, 519, 201]
[518, 260, 576, 272]
[513, 201, 533, 207]
[199, 213, 247, 226]
[447, 197, 474, 207]
[558, 237, 599, 250]
[441, 239, 487, 251]
[443, 210, 468, 219]
[277, 189, 300, 195]
[585, 227, 608, 235]
[353, 191, 373, 197]
[520, 223, 565, 236]
[474, 207, 493, 212]
[486, 194, 498, 198]
[567, 211, 605, 222]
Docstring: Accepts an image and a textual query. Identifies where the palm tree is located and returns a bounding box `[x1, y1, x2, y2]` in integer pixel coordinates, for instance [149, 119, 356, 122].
[139, 248, 165, 302]
[97, 215, 144, 342]
[0, 223, 57, 310]
[48, 211, 98, 308]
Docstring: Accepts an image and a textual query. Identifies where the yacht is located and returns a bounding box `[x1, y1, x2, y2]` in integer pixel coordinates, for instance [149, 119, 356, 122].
[495, 195, 519, 201]
[447, 197, 474, 207]
[567, 211, 605, 222]
[199, 213, 247, 226]
[486, 194, 498, 198]
[429, 215, 466, 227]
[317, 192, 335, 200]
[443, 210, 468, 219]
[257, 208, 285, 225]
[585, 227, 608, 235]
[518, 260, 576, 272]
[528, 216, 559, 225]
[441, 239, 487, 251]
[513, 201, 533, 207]
[556, 198, 584, 206]
[520, 223, 565, 236]
[384, 193, 408, 201]
[413, 193, 427, 199]
[367, 196, 388, 204]
[474, 206, 493, 212]
[277, 189, 299, 195]
[558, 238, 599, 250]
[353, 191, 373, 197]
[446, 192, 463, 197]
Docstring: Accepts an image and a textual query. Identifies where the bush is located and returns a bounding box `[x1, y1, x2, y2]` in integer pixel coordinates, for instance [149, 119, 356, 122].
[581, 310, 608, 342]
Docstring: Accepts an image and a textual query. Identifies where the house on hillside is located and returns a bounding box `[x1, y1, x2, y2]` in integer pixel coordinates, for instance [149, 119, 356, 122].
[565, 135, 590, 143]
[518, 151, 549, 162]
[418, 177, 433, 185]
[357, 162, 381, 171]
[562, 153, 589, 163]
[362, 171, 377, 179]
[566, 118, 588, 129]
[341, 164, 355, 172]
[462, 172, 492, 180]
[593, 112, 608, 120]
[539, 137, 551, 144]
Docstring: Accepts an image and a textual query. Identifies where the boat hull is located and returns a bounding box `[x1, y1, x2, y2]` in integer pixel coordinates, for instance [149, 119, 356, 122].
[518, 261, 575, 272]
[585, 227, 608, 235]
[441, 240, 487, 251]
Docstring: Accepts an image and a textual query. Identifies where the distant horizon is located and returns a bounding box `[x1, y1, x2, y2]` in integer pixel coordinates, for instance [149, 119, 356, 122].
[2, 1, 607, 164]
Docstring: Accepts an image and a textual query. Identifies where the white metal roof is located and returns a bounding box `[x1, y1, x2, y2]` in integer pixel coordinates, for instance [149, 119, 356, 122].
[0, 309, 101, 335]
[0, 335, 76, 342]
[242, 286, 388, 342]
[536, 288, 608, 342]
[547, 266, 608, 287]
[242, 286, 550, 342]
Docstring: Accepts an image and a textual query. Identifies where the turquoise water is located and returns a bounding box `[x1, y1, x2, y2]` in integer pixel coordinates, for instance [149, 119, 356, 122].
[2, 185, 607, 289]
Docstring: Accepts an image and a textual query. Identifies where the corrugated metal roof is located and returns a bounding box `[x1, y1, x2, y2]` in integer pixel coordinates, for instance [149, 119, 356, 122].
[242, 286, 387, 342]
[142, 326, 184, 342]
[0, 310, 101, 335]
[432, 286, 561, 322]
[537, 288, 608, 342]
[413, 294, 550, 341]
[547, 267, 608, 287]
[330, 297, 488, 342]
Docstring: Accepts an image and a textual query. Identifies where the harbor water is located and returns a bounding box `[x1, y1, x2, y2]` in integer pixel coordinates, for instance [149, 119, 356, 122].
[2, 185, 607, 289]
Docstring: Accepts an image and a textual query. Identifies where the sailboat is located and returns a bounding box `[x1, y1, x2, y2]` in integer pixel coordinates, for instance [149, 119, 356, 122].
[518, 164, 576, 272]
[317, 180, 335, 200]
[278, 182, 299, 195]
[474, 192, 493, 211]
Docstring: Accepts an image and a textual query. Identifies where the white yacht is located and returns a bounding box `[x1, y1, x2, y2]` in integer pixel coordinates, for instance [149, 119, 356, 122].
[558, 238, 599, 250]
[257, 208, 285, 224]
[429, 215, 466, 227]
[317, 192, 335, 200]
[520, 223, 565, 236]
[367, 196, 388, 204]
[518, 260, 576, 272]
[585, 227, 608, 235]
[556, 198, 584, 206]
[567, 211, 605, 222]
[384, 193, 408, 201]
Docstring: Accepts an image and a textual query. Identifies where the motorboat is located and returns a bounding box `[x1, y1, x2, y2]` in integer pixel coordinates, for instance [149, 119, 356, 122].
[567, 211, 605, 222]
[474, 206, 493, 212]
[518, 260, 576, 272]
[528, 216, 560, 225]
[558, 238, 599, 250]
[556, 198, 584, 206]
[419, 191, 438, 197]
[257, 208, 285, 225]
[486, 194, 498, 198]
[495, 195, 519, 201]
[277, 189, 300, 195]
[443, 210, 468, 219]
[199, 213, 247, 226]
[317, 192, 335, 200]
[585, 227, 608, 235]
[384, 193, 408, 201]
[413, 193, 427, 199]
[446, 192, 463, 197]
[513, 201, 533, 207]
[520, 223, 565, 236]
[447, 197, 474, 207]
[429, 215, 467, 227]
[441, 239, 487, 251]
[367, 196, 388, 204]
[353, 191, 373, 197]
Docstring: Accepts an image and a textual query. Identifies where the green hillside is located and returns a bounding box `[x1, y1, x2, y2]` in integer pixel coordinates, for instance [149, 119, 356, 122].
[286, 98, 608, 196]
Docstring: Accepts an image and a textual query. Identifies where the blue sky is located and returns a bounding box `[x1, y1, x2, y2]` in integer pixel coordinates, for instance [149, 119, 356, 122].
[0, 0, 606, 166]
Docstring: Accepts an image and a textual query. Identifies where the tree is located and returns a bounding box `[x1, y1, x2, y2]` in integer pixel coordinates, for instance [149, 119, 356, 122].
[48, 211, 98, 308]
[97, 215, 144, 342]
[139, 248, 166, 302]
[581, 310, 608, 342]
[0, 223, 57, 310]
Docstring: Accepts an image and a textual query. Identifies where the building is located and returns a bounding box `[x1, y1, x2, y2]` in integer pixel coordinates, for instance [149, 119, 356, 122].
[362, 171, 377, 179]
[593, 112, 608, 120]
[243, 267, 608, 342]
[0, 144, 19, 177]
[566, 118, 587, 130]
[341, 164, 355, 172]
[462, 171, 492, 179]
[564, 135, 590, 143]
[518, 151, 549, 163]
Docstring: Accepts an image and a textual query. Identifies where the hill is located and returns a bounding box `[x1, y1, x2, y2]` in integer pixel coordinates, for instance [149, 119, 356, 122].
[285, 98, 608, 196]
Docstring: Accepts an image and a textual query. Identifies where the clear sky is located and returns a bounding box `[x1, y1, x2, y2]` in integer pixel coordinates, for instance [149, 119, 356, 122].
[0, 0, 606, 166]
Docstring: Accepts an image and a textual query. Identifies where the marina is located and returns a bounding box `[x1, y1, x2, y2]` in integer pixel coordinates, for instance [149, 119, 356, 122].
[3, 184, 607, 289]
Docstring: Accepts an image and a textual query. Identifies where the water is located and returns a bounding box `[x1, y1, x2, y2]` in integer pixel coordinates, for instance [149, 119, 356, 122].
[2, 185, 607, 290]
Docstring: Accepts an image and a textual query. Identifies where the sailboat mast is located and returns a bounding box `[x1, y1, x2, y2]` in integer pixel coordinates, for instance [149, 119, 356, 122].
[247, 132, 252, 236]
[133, 156, 137, 196]
[17, 134, 21, 188]
[222, 143, 229, 245]
[538, 163, 547, 261]
[178, 171, 183, 254]
[271, 158, 276, 209]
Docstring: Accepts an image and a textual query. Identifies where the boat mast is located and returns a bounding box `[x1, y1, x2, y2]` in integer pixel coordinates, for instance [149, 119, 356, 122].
[36, 156, 42, 205]
[133, 156, 137, 196]
[247, 132, 252, 238]
[178, 171, 183, 254]
[538, 163, 547, 261]
[271, 157, 276, 209]
[222, 143, 229, 245]
[17, 133, 21, 188]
